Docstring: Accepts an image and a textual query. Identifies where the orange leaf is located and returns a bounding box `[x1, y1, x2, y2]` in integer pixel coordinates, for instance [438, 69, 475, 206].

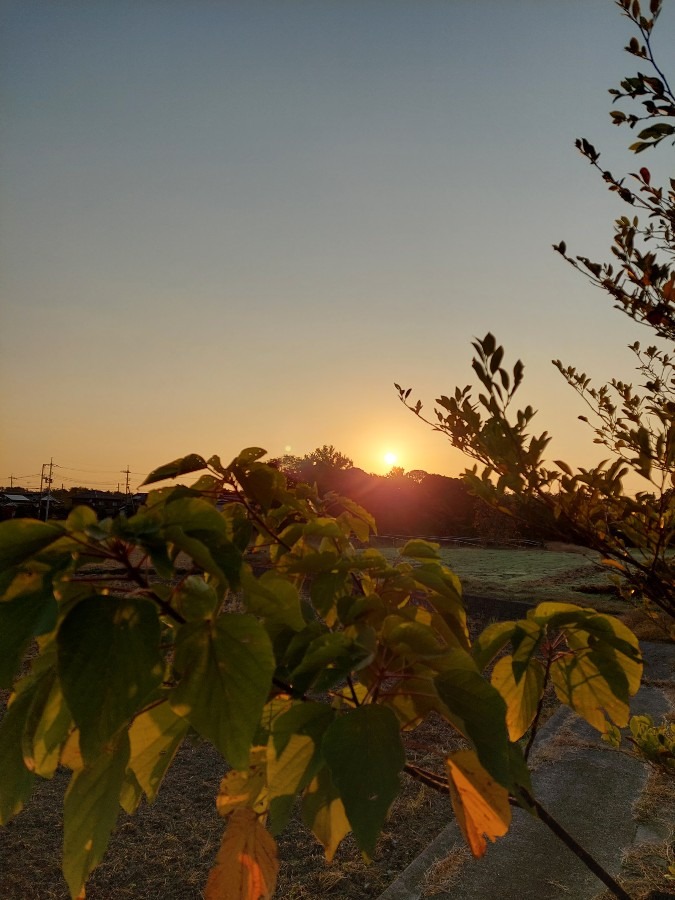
[205, 808, 279, 900]
[446, 750, 511, 858]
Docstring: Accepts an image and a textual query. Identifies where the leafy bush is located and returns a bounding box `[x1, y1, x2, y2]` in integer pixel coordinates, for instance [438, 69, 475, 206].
[0, 449, 641, 899]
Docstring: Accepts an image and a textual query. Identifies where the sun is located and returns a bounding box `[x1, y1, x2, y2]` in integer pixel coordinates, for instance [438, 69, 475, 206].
[383, 451, 397, 467]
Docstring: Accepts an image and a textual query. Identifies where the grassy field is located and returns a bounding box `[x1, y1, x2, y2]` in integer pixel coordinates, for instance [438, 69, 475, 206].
[381, 541, 622, 608]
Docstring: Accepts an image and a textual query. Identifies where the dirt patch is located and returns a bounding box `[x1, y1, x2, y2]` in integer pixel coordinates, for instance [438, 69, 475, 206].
[0, 713, 469, 900]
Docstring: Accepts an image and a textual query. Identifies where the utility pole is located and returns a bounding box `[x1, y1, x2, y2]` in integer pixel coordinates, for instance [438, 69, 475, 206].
[39, 463, 45, 513]
[122, 465, 131, 496]
[42, 458, 53, 521]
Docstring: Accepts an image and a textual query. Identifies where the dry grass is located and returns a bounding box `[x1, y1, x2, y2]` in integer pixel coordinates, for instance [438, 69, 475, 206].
[591, 767, 675, 900]
[421, 843, 472, 896]
[619, 606, 675, 643]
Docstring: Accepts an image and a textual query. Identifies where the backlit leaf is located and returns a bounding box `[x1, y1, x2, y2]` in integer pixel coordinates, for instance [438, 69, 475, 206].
[0, 685, 36, 823]
[550, 645, 633, 732]
[22, 668, 72, 777]
[142, 454, 208, 486]
[63, 733, 130, 899]
[472, 620, 516, 672]
[400, 539, 441, 560]
[267, 733, 316, 835]
[446, 749, 511, 857]
[205, 808, 279, 900]
[491, 655, 545, 741]
[216, 747, 268, 818]
[127, 701, 190, 802]
[301, 766, 351, 863]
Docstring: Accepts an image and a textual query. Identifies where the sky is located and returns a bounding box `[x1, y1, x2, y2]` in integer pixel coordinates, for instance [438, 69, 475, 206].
[2, 0, 674, 492]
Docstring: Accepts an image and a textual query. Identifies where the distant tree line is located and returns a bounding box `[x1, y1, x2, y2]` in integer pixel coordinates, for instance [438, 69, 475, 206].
[269, 445, 565, 541]
[1, 446, 575, 540]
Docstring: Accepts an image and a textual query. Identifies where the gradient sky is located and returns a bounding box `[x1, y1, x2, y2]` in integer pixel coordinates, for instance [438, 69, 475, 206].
[2, 1, 674, 491]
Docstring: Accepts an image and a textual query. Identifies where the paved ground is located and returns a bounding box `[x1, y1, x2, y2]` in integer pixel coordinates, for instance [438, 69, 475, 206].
[378, 641, 675, 900]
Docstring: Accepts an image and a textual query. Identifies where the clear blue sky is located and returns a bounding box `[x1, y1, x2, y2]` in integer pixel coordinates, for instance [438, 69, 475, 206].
[2, 1, 673, 490]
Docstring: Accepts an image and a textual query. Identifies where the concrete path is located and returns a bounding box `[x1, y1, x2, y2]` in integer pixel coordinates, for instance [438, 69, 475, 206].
[378, 641, 674, 900]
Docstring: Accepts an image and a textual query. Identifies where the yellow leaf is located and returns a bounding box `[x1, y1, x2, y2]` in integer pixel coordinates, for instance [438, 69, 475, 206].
[205, 808, 279, 900]
[301, 768, 351, 863]
[331, 681, 369, 709]
[267, 733, 314, 806]
[60, 729, 83, 771]
[446, 749, 511, 858]
[216, 747, 268, 818]
[550, 650, 629, 732]
[491, 655, 545, 741]
[127, 701, 189, 803]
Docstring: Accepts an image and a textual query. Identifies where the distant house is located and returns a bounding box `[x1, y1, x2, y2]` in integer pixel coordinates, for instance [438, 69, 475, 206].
[0, 492, 37, 519]
[71, 490, 130, 518]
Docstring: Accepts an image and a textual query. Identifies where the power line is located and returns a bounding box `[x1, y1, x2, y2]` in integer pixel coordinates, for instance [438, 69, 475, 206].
[53, 464, 146, 475]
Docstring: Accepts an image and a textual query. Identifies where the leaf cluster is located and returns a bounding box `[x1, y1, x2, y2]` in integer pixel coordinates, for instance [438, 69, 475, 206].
[397, 2, 675, 630]
[0, 449, 642, 898]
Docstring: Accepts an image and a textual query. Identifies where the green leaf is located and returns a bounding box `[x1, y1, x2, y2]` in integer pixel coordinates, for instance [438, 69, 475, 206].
[232, 447, 268, 466]
[411, 564, 470, 651]
[169, 614, 275, 768]
[173, 576, 219, 622]
[510, 620, 544, 682]
[160, 497, 242, 587]
[400, 539, 441, 560]
[290, 631, 373, 693]
[382, 616, 447, 661]
[66, 505, 99, 531]
[472, 620, 517, 671]
[57, 597, 163, 761]
[0, 519, 64, 570]
[236, 464, 285, 509]
[322, 705, 405, 858]
[242, 570, 306, 633]
[127, 700, 189, 802]
[141, 454, 208, 486]
[0, 685, 37, 823]
[507, 741, 535, 811]
[434, 650, 510, 787]
[63, 732, 130, 899]
[271, 702, 335, 757]
[383, 674, 445, 730]
[22, 668, 73, 778]
[311, 571, 348, 625]
[0, 573, 58, 688]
